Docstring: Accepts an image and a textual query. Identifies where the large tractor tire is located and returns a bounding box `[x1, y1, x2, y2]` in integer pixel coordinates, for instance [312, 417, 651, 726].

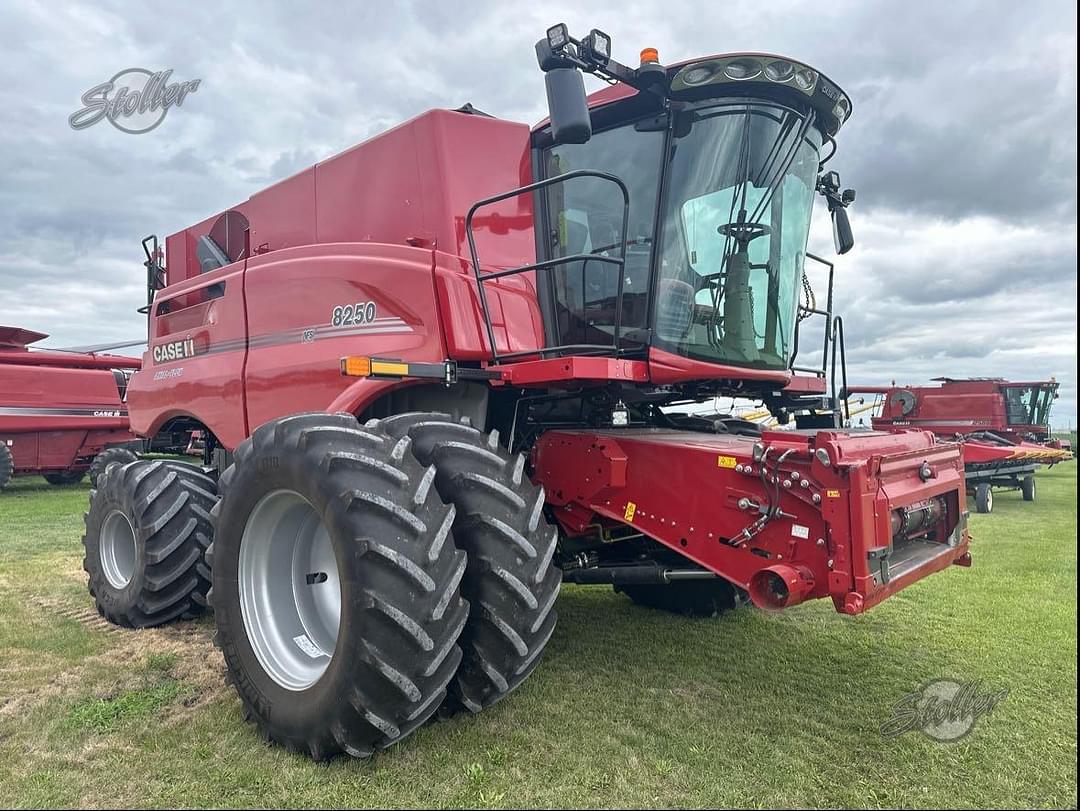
[0, 442, 12, 491]
[615, 579, 743, 618]
[1021, 474, 1036, 502]
[44, 469, 86, 486]
[89, 446, 140, 488]
[380, 413, 561, 715]
[209, 413, 469, 760]
[974, 483, 993, 514]
[83, 459, 216, 627]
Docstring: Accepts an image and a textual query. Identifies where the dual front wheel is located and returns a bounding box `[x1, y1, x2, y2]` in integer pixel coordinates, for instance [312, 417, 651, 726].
[83, 412, 562, 760]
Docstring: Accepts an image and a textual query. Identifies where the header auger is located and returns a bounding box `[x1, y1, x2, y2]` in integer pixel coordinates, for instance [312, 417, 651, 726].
[83, 24, 971, 760]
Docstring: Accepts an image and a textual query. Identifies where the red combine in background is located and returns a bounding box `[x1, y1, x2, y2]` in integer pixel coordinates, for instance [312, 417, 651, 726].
[846, 377, 1072, 513]
[0, 326, 146, 490]
[0, 326, 198, 491]
[0, 326, 145, 492]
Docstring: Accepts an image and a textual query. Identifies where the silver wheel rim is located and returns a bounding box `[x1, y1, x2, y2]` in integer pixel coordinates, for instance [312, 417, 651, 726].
[239, 490, 341, 691]
[100, 510, 137, 589]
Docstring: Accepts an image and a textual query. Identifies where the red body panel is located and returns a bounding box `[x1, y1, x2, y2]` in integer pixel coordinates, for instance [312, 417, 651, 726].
[129, 109, 543, 441]
[1, 329, 139, 476]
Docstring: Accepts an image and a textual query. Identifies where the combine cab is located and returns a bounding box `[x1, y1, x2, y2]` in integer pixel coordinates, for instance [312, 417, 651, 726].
[83, 26, 972, 760]
[847, 377, 1071, 512]
[0, 326, 144, 490]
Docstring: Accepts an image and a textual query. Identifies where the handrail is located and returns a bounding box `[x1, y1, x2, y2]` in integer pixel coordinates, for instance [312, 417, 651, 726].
[789, 252, 834, 378]
[464, 170, 631, 363]
[830, 315, 850, 423]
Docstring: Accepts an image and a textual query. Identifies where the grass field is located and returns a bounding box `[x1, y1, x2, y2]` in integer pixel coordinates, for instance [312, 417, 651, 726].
[0, 465, 1076, 809]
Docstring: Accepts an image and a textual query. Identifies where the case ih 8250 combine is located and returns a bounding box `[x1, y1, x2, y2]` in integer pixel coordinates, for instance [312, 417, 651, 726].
[0, 326, 143, 490]
[846, 377, 1071, 513]
[83, 26, 972, 760]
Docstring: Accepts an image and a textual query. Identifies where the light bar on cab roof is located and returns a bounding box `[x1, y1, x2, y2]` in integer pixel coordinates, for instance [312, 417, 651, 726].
[670, 55, 852, 133]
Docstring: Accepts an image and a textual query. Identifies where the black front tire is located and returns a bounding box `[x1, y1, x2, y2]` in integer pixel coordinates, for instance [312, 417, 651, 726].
[380, 413, 562, 715]
[1021, 474, 1036, 502]
[44, 469, 86, 486]
[83, 459, 216, 627]
[974, 483, 993, 514]
[615, 579, 743, 617]
[89, 446, 140, 488]
[209, 413, 470, 760]
[0, 442, 12, 491]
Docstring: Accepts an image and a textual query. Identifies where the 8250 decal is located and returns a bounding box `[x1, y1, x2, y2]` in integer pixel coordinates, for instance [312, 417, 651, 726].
[331, 301, 377, 327]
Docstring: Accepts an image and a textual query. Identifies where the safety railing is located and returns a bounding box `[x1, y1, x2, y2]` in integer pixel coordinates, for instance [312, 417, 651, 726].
[465, 170, 630, 363]
[789, 252, 835, 379]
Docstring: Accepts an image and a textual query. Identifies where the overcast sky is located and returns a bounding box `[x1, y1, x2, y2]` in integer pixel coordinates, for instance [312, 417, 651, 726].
[1, 0, 1076, 426]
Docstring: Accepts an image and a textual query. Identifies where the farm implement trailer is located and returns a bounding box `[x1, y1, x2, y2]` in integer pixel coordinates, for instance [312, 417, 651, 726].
[82, 25, 972, 760]
[846, 378, 1071, 513]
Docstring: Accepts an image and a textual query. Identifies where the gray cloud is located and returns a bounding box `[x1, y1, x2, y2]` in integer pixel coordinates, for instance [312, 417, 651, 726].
[0, 0, 1075, 427]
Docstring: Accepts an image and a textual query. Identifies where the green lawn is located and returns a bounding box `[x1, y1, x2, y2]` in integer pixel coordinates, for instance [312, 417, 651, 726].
[0, 466, 1076, 809]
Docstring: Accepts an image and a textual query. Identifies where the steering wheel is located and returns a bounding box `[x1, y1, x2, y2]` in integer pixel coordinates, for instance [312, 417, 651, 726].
[717, 221, 772, 243]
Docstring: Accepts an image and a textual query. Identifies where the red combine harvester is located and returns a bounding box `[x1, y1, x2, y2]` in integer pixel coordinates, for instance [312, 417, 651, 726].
[83, 26, 972, 760]
[846, 377, 1071, 512]
[0, 326, 145, 490]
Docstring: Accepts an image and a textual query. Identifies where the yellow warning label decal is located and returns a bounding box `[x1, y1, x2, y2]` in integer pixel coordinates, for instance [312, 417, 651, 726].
[826, 489, 841, 498]
[717, 455, 737, 469]
[624, 501, 637, 522]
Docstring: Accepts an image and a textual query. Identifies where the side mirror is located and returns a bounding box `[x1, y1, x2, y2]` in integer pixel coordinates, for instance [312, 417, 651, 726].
[831, 206, 854, 255]
[544, 68, 592, 144]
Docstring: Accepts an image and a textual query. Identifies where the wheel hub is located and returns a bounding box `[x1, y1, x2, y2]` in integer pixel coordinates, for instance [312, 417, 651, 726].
[239, 490, 341, 691]
[100, 509, 138, 589]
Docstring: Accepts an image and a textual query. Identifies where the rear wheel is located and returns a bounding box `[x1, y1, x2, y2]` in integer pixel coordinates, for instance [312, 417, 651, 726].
[380, 413, 561, 715]
[615, 579, 743, 617]
[83, 459, 216, 627]
[44, 469, 85, 486]
[1021, 474, 1036, 502]
[209, 413, 469, 760]
[974, 483, 993, 514]
[89, 446, 140, 488]
[0, 442, 12, 491]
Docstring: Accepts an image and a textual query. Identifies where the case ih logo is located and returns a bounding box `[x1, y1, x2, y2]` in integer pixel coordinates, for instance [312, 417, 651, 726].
[69, 68, 200, 134]
[154, 338, 196, 364]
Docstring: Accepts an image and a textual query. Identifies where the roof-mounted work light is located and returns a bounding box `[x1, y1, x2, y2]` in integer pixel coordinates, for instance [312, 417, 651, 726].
[546, 23, 569, 51]
[580, 29, 611, 65]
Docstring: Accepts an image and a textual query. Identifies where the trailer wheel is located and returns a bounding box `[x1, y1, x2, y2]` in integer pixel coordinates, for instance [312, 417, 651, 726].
[89, 446, 140, 488]
[83, 460, 216, 627]
[0, 442, 12, 491]
[1021, 474, 1036, 502]
[44, 469, 86, 486]
[615, 579, 743, 617]
[974, 483, 994, 514]
[380, 413, 561, 715]
[209, 413, 469, 760]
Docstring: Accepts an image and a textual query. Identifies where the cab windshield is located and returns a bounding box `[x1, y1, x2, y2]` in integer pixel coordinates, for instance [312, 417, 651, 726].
[1004, 385, 1055, 426]
[655, 102, 821, 370]
[541, 99, 821, 371]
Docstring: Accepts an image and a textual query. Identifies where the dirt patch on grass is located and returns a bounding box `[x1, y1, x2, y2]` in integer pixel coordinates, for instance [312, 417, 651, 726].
[1, 597, 226, 722]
